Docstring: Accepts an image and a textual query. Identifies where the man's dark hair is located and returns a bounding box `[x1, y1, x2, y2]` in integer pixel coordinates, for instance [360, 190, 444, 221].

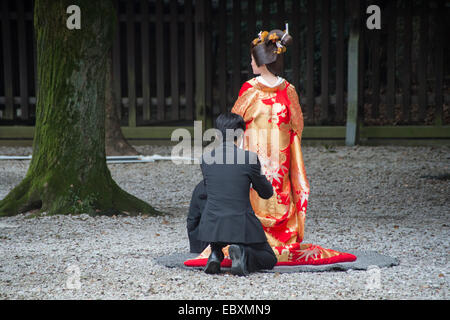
[215, 112, 245, 141]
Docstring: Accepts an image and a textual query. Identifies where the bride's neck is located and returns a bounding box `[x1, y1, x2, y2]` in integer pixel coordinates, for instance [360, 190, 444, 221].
[259, 69, 278, 85]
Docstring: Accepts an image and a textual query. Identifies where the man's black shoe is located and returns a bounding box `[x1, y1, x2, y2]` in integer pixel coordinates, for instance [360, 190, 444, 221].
[204, 248, 224, 274]
[229, 245, 249, 276]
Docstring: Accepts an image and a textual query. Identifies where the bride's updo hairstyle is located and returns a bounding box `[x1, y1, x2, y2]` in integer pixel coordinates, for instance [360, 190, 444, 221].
[251, 28, 293, 76]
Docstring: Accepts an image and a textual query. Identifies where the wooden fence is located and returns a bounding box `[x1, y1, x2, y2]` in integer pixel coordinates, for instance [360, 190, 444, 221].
[0, 0, 448, 143]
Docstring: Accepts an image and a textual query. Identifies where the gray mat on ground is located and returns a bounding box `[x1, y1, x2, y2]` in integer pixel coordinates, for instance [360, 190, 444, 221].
[155, 249, 400, 273]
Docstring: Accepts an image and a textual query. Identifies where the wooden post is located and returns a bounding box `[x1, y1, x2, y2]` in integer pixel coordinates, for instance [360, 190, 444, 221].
[170, 0, 180, 121]
[1, 0, 13, 120]
[112, 0, 122, 120]
[345, 0, 360, 146]
[232, 0, 241, 98]
[386, 0, 396, 122]
[320, 0, 330, 124]
[290, 0, 300, 90]
[195, 0, 207, 130]
[401, 1, 412, 124]
[17, 0, 29, 120]
[417, 0, 428, 122]
[335, 0, 345, 122]
[434, 0, 444, 126]
[155, 0, 165, 121]
[247, 0, 256, 82]
[218, 0, 228, 114]
[126, 0, 136, 127]
[184, 0, 194, 120]
[141, 0, 151, 121]
[306, 0, 315, 123]
[204, 0, 213, 129]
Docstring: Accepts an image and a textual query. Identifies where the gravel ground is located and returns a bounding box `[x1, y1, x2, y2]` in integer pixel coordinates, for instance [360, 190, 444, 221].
[0, 144, 448, 300]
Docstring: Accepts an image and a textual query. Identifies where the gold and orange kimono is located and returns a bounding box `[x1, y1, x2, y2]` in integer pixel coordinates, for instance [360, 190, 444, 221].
[231, 78, 310, 261]
[184, 78, 356, 267]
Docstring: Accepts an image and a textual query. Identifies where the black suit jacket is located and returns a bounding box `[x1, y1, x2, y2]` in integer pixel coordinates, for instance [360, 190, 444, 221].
[186, 181, 209, 253]
[197, 142, 273, 244]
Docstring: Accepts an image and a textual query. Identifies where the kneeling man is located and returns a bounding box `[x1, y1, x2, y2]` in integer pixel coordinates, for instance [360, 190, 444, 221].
[197, 112, 277, 276]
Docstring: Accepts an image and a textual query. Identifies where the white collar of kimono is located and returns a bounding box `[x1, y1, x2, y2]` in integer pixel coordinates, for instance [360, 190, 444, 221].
[256, 76, 285, 88]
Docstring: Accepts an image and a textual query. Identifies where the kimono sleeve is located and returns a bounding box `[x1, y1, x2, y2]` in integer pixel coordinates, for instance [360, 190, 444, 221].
[231, 81, 256, 121]
[286, 84, 304, 137]
[287, 84, 310, 236]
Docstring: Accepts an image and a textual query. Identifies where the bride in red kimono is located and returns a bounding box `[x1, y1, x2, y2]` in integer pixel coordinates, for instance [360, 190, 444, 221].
[185, 28, 355, 267]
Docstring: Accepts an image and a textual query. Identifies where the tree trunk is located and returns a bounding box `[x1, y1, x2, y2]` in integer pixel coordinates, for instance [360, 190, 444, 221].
[105, 52, 138, 156]
[0, 0, 160, 217]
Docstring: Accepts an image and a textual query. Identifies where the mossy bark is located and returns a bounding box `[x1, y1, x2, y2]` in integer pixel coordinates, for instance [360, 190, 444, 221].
[0, 0, 161, 217]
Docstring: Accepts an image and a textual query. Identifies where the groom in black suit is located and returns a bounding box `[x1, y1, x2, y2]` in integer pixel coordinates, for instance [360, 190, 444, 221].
[197, 112, 277, 276]
[186, 180, 209, 253]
